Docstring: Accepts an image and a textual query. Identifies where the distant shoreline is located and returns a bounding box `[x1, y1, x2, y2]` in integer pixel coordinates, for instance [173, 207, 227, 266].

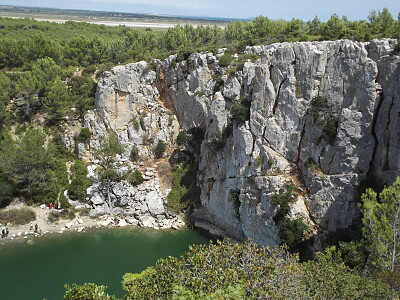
[0, 5, 232, 29]
[1, 15, 184, 29]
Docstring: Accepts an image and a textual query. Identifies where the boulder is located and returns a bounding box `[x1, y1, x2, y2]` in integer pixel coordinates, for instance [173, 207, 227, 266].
[146, 191, 165, 216]
[125, 216, 139, 225]
[89, 205, 108, 216]
[139, 215, 155, 227]
[111, 207, 124, 215]
[90, 192, 105, 205]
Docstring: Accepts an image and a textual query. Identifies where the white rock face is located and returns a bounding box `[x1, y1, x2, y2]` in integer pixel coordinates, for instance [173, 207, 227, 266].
[146, 191, 165, 216]
[66, 39, 400, 246]
[159, 39, 400, 244]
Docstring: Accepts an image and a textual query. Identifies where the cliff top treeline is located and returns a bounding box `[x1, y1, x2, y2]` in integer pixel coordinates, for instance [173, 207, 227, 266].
[0, 7, 399, 69]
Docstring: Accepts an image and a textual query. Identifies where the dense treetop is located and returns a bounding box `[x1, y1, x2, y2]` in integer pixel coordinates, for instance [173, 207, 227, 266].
[0, 8, 398, 69]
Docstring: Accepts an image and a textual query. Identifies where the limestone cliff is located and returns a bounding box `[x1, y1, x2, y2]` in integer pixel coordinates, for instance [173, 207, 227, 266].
[66, 39, 400, 246]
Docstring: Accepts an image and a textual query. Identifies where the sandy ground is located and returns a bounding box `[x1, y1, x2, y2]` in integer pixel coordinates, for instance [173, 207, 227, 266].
[0, 14, 225, 29]
[0, 202, 112, 245]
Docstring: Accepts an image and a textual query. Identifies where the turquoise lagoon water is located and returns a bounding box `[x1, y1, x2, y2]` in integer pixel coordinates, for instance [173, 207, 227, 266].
[0, 227, 210, 300]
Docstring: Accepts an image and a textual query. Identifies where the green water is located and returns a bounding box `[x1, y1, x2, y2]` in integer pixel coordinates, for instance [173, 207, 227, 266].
[0, 227, 210, 300]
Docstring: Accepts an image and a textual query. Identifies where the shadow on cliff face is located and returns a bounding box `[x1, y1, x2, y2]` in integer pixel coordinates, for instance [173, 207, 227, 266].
[317, 172, 385, 246]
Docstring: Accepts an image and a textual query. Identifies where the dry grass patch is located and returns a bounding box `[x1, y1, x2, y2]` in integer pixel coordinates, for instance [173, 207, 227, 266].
[0, 208, 36, 225]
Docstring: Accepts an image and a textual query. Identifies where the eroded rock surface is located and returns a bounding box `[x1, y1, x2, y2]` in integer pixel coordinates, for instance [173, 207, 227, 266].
[65, 39, 400, 244]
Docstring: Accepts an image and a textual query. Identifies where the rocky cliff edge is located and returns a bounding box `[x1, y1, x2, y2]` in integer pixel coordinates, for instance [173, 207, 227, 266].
[65, 39, 400, 246]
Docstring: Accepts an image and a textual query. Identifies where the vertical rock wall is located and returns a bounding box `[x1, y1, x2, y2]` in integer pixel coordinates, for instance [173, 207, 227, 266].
[68, 39, 400, 246]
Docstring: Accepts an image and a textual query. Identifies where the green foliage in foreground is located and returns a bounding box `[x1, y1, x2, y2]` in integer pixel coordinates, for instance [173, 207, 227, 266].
[64, 283, 116, 300]
[0, 207, 36, 225]
[64, 240, 396, 300]
[361, 177, 400, 272]
[328, 176, 400, 292]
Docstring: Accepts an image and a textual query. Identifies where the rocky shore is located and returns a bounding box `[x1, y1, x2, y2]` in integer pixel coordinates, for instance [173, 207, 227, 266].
[0, 201, 185, 245]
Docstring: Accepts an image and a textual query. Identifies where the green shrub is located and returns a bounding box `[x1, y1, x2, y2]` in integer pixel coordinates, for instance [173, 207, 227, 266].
[176, 131, 190, 146]
[295, 80, 303, 98]
[82, 65, 97, 76]
[0, 207, 36, 225]
[166, 157, 200, 213]
[142, 133, 154, 145]
[166, 164, 188, 212]
[206, 130, 224, 154]
[302, 250, 395, 299]
[15, 124, 28, 135]
[127, 170, 144, 186]
[231, 96, 250, 124]
[154, 140, 167, 158]
[175, 50, 193, 65]
[131, 118, 140, 130]
[235, 53, 260, 71]
[48, 208, 76, 222]
[64, 283, 116, 300]
[271, 181, 309, 251]
[144, 60, 159, 72]
[130, 145, 139, 161]
[218, 54, 233, 67]
[390, 39, 400, 55]
[98, 168, 123, 182]
[76, 127, 91, 143]
[68, 160, 92, 202]
[195, 90, 205, 97]
[61, 208, 76, 220]
[228, 189, 241, 220]
[267, 156, 276, 168]
[188, 59, 196, 69]
[279, 218, 308, 250]
[212, 73, 223, 93]
[310, 96, 328, 119]
[95, 63, 115, 79]
[271, 181, 297, 224]
[304, 157, 316, 168]
[119, 239, 394, 300]
[322, 117, 339, 141]
[255, 155, 264, 168]
[58, 189, 70, 209]
[225, 66, 237, 76]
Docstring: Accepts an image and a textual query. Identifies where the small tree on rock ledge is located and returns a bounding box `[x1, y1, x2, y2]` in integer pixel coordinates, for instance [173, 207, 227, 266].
[95, 131, 124, 213]
[154, 139, 167, 158]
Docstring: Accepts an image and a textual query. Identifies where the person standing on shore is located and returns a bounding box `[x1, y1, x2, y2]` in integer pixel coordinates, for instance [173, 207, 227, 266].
[49, 202, 53, 210]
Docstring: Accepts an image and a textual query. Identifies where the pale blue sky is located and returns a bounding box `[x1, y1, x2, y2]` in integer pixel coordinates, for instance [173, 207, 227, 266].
[1, 0, 399, 21]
